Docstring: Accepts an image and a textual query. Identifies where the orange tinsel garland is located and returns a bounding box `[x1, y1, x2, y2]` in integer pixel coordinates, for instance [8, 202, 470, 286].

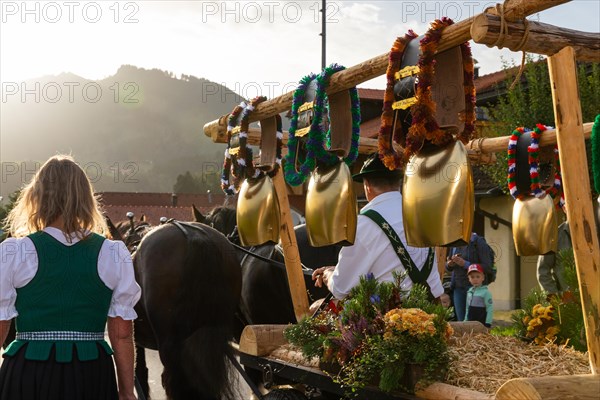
[405, 17, 476, 159]
[377, 31, 418, 171]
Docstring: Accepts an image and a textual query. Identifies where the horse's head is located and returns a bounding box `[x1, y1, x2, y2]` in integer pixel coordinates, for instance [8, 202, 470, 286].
[192, 205, 237, 237]
[114, 212, 154, 252]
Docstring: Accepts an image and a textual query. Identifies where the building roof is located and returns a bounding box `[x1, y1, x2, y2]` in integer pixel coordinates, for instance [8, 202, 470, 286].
[359, 117, 381, 138]
[474, 69, 511, 93]
[357, 88, 384, 101]
[99, 192, 226, 207]
[104, 205, 201, 226]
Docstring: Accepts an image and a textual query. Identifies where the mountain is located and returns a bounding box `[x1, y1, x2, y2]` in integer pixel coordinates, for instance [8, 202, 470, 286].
[0, 65, 243, 198]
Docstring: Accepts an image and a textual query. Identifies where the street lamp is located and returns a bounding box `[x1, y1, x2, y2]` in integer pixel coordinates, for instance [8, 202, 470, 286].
[320, 0, 326, 69]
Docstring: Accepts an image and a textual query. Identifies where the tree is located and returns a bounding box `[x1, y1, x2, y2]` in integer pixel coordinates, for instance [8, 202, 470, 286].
[173, 171, 202, 194]
[481, 58, 600, 193]
[172, 170, 220, 194]
[0, 190, 20, 240]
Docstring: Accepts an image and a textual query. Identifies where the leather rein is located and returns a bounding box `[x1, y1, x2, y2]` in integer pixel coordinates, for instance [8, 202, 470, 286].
[167, 220, 314, 277]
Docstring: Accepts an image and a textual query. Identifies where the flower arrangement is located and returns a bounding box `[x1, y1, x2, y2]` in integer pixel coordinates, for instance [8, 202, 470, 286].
[509, 249, 587, 352]
[284, 273, 453, 394]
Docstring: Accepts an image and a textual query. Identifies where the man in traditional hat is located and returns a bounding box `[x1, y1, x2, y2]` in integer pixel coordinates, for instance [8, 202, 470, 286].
[537, 203, 572, 300]
[312, 153, 444, 301]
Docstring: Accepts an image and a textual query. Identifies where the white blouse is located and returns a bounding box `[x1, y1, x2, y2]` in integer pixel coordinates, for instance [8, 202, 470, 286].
[0, 227, 141, 321]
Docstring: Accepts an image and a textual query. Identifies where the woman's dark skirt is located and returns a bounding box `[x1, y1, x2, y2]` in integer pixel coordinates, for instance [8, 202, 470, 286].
[0, 343, 118, 400]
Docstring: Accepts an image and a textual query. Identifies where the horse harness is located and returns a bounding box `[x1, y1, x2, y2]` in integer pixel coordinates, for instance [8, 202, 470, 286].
[161, 220, 314, 277]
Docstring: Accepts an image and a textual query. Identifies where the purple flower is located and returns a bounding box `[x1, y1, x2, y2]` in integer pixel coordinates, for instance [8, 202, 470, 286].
[366, 272, 375, 281]
[370, 294, 381, 304]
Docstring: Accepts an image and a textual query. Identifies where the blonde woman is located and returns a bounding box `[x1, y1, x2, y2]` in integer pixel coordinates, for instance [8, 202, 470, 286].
[0, 155, 140, 400]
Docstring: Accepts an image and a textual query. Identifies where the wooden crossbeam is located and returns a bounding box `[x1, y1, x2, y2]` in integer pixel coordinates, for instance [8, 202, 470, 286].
[211, 123, 593, 164]
[203, 0, 573, 142]
[471, 14, 600, 62]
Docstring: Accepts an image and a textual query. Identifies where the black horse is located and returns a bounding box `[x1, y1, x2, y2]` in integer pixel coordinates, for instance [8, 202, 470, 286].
[236, 224, 338, 329]
[131, 211, 242, 400]
[113, 206, 340, 399]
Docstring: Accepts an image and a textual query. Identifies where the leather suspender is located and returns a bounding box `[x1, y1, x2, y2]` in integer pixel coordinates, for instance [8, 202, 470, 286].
[361, 209, 434, 285]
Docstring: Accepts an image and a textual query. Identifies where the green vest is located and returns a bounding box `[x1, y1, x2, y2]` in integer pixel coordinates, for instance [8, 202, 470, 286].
[3, 231, 114, 362]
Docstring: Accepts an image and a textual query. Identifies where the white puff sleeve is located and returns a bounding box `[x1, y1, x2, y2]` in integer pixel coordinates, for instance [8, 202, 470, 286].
[98, 240, 141, 320]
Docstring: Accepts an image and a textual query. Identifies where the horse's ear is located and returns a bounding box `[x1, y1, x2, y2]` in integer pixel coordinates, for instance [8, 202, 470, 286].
[140, 214, 146, 222]
[105, 216, 124, 241]
[192, 204, 206, 223]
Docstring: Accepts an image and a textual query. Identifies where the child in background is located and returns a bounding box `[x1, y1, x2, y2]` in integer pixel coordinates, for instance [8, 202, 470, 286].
[465, 264, 493, 328]
[439, 292, 456, 321]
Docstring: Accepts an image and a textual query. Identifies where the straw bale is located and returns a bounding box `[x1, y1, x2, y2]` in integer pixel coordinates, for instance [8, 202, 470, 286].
[446, 333, 590, 394]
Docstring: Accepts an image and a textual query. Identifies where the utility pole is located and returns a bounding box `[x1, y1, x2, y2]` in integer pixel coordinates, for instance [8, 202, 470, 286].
[320, 0, 326, 69]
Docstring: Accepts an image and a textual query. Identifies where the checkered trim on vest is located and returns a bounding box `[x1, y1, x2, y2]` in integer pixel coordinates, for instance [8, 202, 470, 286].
[16, 331, 105, 341]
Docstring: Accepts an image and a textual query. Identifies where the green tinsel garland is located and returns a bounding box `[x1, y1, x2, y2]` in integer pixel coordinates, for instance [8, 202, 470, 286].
[592, 114, 600, 194]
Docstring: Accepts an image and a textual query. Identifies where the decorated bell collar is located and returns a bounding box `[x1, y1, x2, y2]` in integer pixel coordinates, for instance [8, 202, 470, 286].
[305, 161, 357, 247]
[403, 141, 474, 247]
[512, 195, 558, 256]
[236, 175, 280, 246]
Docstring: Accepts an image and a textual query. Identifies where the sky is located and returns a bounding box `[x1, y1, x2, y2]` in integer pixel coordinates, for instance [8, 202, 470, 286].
[1, 0, 599, 98]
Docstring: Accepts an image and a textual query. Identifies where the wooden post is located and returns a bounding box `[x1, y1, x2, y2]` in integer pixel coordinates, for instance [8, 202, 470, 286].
[548, 47, 600, 374]
[471, 14, 600, 62]
[271, 170, 311, 321]
[436, 247, 448, 284]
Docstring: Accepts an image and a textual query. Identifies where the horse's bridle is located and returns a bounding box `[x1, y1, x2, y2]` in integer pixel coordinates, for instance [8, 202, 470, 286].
[165, 220, 314, 277]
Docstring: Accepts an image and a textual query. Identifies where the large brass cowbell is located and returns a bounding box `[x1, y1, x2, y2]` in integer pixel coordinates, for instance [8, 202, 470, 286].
[397, 39, 473, 247]
[306, 161, 357, 247]
[236, 116, 281, 246]
[513, 196, 558, 256]
[403, 141, 474, 247]
[511, 130, 558, 255]
[302, 75, 357, 247]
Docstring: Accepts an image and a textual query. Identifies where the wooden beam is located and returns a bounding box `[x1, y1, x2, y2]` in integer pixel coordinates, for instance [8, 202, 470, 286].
[485, 0, 571, 22]
[495, 375, 600, 400]
[548, 47, 600, 375]
[238, 324, 287, 357]
[416, 382, 493, 400]
[472, 123, 594, 153]
[471, 14, 600, 63]
[203, 0, 571, 140]
[212, 123, 593, 164]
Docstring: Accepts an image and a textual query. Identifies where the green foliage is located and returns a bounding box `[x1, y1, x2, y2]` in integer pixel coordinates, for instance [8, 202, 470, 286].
[283, 312, 338, 360]
[555, 249, 587, 352]
[284, 275, 453, 395]
[340, 272, 404, 324]
[508, 248, 587, 351]
[481, 58, 600, 192]
[0, 190, 20, 238]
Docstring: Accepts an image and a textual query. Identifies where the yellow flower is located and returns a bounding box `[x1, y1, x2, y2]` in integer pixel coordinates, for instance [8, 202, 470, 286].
[528, 317, 542, 328]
